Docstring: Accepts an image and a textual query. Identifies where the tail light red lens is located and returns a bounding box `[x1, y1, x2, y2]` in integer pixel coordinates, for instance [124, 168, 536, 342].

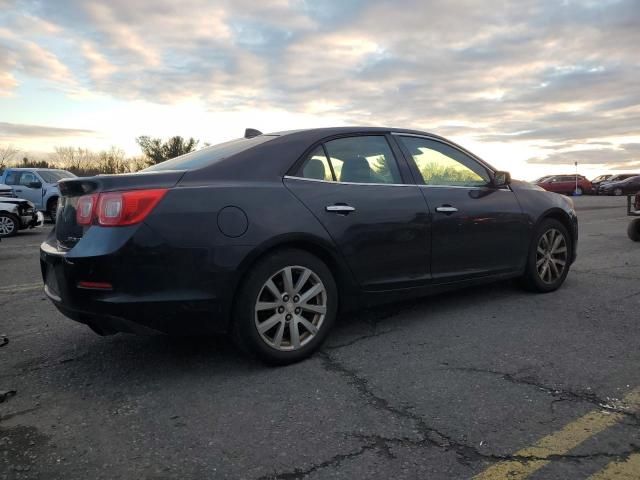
[75, 189, 167, 227]
[76, 194, 98, 225]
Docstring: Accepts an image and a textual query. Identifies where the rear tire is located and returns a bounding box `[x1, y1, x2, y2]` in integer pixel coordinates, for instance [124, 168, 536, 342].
[520, 218, 571, 293]
[0, 213, 18, 237]
[628, 219, 640, 242]
[232, 248, 338, 365]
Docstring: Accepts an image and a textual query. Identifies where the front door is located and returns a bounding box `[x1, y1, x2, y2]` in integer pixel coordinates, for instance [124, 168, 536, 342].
[11, 171, 44, 209]
[285, 135, 431, 290]
[394, 135, 529, 283]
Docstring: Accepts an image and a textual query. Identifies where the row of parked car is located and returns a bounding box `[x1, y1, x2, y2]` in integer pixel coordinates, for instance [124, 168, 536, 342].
[0, 167, 75, 238]
[534, 173, 640, 196]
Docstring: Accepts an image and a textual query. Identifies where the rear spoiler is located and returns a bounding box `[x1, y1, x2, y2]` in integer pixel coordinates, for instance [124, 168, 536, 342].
[58, 170, 186, 196]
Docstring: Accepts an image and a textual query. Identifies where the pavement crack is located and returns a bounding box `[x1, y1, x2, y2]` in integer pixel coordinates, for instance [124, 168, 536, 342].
[255, 443, 378, 480]
[324, 327, 398, 350]
[443, 365, 640, 421]
[0, 406, 41, 423]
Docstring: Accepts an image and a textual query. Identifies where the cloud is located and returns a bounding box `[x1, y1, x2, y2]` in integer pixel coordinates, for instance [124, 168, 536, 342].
[528, 143, 640, 170]
[0, 0, 638, 165]
[0, 122, 95, 139]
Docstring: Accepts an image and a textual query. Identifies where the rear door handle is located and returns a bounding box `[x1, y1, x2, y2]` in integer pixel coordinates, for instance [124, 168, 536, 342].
[436, 205, 458, 213]
[326, 204, 356, 214]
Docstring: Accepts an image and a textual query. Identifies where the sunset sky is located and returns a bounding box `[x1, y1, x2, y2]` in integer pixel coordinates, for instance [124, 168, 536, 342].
[0, 0, 638, 180]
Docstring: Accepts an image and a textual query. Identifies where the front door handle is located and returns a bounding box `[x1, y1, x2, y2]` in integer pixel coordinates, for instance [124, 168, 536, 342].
[326, 204, 356, 214]
[436, 205, 458, 213]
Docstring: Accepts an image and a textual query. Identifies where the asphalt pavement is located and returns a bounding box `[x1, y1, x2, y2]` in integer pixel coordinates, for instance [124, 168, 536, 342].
[1, 195, 639, 480]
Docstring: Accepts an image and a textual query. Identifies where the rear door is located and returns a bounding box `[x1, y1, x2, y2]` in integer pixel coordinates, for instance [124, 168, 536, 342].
[394, 134, 528, 283]
[284, 134, 431, 291]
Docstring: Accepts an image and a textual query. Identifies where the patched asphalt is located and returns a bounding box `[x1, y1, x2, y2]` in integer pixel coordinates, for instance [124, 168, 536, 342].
[1, 195, 639, 479]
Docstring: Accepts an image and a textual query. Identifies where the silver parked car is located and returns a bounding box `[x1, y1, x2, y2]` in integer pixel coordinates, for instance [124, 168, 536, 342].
[0, 196, 44, 237]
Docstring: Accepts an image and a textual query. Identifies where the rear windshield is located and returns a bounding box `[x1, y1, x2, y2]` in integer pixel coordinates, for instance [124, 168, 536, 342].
[38, 170, 76, 183]
[142, 135, 277, 172]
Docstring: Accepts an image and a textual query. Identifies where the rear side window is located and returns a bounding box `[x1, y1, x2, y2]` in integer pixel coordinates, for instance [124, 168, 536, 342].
[295, 135, 402, 184]
[299, 146, 335, 181]
[143, 135, 277, 172]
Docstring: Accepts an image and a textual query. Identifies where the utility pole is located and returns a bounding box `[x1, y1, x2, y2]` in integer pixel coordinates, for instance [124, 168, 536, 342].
[575, 161, 579, 195]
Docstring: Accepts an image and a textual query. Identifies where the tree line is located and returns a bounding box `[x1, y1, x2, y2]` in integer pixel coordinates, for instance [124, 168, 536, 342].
[0, 136, 199, 177]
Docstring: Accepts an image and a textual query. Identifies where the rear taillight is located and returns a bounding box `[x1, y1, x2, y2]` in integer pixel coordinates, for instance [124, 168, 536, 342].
[74, 189, 167, 227]
[76, 194, 98, 225]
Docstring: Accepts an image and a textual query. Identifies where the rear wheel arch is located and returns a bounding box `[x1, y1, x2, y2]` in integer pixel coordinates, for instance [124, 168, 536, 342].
[231, 235, 357, 317]
[47, 195, 58, 210]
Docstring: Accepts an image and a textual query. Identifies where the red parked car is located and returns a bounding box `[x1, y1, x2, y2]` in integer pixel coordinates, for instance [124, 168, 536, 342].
[536, 175, 592, 195]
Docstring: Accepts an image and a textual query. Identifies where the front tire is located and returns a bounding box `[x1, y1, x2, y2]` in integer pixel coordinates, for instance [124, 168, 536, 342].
[232, 248, 338, 365]
[521, 219, 571, 293]
[628, 219, 640, 242]
[0, 213, 18, 237]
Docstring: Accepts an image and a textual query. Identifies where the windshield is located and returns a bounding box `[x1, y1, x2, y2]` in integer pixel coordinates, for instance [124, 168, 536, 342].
[143, 135, 277, 172]
[38, 170, 76, 183]
[533, 176, 550, 183]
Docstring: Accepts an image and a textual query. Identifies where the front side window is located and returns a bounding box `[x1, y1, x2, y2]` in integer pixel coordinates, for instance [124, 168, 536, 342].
[324, 136, 401, 184]
[398, 136, 489, 187]
[19, 172, 37, 186]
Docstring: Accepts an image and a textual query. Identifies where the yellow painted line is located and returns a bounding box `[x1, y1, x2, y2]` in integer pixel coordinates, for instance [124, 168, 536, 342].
[0, 283, 43, 294]
[589, 453, 640, 479]
[474, 387, 640, 480]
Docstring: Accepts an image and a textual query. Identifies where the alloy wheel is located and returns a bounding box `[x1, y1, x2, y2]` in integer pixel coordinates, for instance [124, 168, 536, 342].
[0, 215, 16, 236]
[536, 228, 568, 284]
[254, 265, 327, 351]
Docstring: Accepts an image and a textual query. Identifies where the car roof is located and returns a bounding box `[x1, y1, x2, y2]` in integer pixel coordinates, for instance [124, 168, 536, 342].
[267, 126, 444, 139]
[5, 167, 66, 171]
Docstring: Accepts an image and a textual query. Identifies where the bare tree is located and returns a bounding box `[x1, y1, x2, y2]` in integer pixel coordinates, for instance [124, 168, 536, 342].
[54, 146, 97, 172]
[0, 145, 18, 171]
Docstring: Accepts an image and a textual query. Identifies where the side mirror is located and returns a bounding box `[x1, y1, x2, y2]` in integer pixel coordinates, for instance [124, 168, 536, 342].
[493, 171, 511, 187]
[29, 181, 42, 189]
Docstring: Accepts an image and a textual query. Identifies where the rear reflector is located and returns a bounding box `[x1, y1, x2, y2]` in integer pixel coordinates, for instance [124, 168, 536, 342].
[73, 188, 167, 227]
[77, 281, 113, 290]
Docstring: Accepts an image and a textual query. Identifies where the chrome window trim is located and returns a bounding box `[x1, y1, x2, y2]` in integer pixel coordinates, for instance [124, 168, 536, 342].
[390, 132, 496, 174]
[283, 175, 509, 190]
[283, 175, 414, 188]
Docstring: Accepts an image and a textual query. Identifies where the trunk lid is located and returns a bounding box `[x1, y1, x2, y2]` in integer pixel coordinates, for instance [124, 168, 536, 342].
[55, 170, 184, 250]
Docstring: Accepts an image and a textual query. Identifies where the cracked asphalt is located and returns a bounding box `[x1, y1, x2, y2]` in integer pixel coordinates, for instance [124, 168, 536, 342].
[1, 195, 639, 480]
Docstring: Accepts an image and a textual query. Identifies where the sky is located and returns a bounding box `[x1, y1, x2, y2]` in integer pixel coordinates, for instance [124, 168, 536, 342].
[0, 0, 639, 180]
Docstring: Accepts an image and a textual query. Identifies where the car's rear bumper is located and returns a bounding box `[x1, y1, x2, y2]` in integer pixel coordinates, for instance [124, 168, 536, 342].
[40, 231, 236, 335]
